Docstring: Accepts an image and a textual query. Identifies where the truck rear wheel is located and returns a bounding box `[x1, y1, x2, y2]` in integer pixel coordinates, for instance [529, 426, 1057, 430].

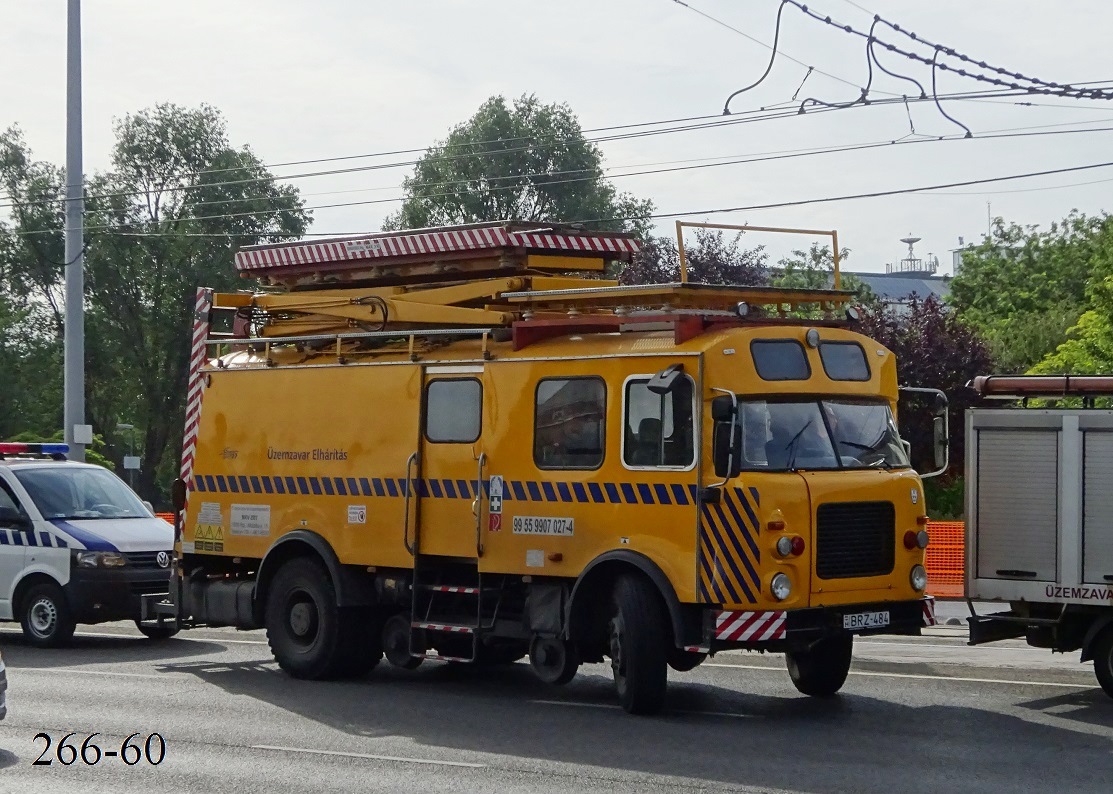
[264, 557, 367, 679]
[608, 575, 669, 715]
[1092, 625, 1113, 699]
[21, 582, 77, 648]
[785, 634, 854, 697]
[382, 613, 423, 670]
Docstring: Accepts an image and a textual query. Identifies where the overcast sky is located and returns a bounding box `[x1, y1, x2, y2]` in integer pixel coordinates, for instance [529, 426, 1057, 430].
[3, 0, 1112, 273]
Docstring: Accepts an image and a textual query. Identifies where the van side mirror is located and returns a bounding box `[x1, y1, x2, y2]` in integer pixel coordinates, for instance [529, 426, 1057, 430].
[0, 505, 30, 530]
[172, 478, 187, 513]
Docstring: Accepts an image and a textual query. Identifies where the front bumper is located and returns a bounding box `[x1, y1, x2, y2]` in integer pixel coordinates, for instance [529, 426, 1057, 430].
[63, 565, 171, 624]
[697, 596, 936, 652]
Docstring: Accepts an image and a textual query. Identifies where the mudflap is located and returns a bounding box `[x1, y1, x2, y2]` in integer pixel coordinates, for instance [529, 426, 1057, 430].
[967, 612, 1027, 645]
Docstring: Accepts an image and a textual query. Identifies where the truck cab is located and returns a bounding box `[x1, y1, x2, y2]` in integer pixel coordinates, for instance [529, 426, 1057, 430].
[0, 443, 176, 646]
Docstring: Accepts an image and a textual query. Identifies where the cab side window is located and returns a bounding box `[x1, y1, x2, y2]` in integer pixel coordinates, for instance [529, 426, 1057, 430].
[623, 377, 695, 468]
[534, 377, 606, 470]
[0, 481, 26, 524]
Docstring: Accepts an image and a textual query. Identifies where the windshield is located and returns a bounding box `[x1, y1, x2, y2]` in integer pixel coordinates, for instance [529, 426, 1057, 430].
[737, 399, 910, 471]
[14, 467, 151, 520]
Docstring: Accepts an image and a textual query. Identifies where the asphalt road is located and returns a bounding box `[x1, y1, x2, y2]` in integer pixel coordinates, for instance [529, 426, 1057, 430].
[0, 603, 1109, 794]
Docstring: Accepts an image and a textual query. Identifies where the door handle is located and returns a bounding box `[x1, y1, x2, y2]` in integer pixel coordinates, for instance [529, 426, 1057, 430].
[403, 451, 419, 555]
[475, 452, 487, 558]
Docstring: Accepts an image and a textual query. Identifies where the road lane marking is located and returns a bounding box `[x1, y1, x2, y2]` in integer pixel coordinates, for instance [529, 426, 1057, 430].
[531, 699, 755, 718]
[13, 667, 168, 679]
[251, 744, 485, 768]
[856, 640, 1045, 652]
[704, 662, 1090, 688]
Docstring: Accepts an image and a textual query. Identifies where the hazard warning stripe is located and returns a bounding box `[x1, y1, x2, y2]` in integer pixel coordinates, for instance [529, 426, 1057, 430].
[180, 288, 214, 509]
[922, 596, 938, 627]
[232, 227, 640, 273]
[714, 610, 787, 642]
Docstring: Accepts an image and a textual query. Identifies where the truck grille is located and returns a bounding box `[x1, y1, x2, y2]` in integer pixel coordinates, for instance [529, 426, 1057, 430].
[816, 501, 895, 579]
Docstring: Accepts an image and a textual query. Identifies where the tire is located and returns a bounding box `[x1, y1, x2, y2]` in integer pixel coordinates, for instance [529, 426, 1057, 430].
[135, 620, 180, 640]
[1092, 625, 1113, 699]
[264, 557, 367, 679]
[608, 575, 669, 715]
[529, 636, 580, 685]
[667, 648, 707, 673]
[20, 582, 77, 648]
[785, 634, 854, 697]
[382, 613, 423, 670]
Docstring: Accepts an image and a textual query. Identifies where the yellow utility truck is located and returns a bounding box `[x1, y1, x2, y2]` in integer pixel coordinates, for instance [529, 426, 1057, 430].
[157, 221, 943, 714]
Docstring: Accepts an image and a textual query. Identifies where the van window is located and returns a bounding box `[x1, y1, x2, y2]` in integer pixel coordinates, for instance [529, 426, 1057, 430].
[819, 341, 870, 381]
[425, 379, 482, 443]
[0, 482, 22, 514]
[751, 339, 810, 381]
[534, 377, 606, 469]
[624, 377, 695, 468]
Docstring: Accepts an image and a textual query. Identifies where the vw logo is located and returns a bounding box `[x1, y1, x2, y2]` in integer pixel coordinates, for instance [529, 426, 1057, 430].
[156, 551, 170, 568]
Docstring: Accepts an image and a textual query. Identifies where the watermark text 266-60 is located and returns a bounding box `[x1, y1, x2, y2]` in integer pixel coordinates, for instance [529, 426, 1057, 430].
[33, 732, 165, 766]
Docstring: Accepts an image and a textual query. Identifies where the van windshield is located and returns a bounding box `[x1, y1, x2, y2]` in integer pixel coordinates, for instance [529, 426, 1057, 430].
[14, 467, 150, 520]
[737, 399, 910, 471]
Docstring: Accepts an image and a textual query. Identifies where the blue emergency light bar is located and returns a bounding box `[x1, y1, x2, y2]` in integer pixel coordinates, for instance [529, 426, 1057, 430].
[0, 442, 70, 456]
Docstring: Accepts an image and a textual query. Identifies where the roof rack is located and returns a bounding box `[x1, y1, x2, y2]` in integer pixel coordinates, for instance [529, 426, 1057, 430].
[218, 220, 858, 348]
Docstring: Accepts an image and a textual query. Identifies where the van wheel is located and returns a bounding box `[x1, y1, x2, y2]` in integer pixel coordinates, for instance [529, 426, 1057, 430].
[608, 575, 669, 715]
[135, 619, 180, 640]
[785, 634, 854, 697]
[265, 557, 355, 679]
[21, 582, 77, 648]
[1092, 625, 1113, 698]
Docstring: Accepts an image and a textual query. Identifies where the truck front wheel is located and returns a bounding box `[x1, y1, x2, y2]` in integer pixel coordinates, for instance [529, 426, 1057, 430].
[608, 575, 669, 715]
[785, 634, 854, 697]
[265, 557, 365, 679]
[1092, 625, 1113, 699]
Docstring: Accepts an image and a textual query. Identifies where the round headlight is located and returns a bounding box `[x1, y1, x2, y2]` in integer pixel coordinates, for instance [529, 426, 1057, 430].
[771, 573, 792, 601]
[776, 536, 793, 557]
[910, 564, 928, 592]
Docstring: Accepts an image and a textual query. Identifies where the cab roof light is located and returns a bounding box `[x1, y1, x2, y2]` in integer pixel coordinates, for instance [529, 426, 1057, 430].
[0, 442, 70, 459]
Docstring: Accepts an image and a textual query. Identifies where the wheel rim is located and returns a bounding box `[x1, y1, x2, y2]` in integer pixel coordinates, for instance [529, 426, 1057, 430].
[29, 597, 58, 637]
[285, 593, 319, 647]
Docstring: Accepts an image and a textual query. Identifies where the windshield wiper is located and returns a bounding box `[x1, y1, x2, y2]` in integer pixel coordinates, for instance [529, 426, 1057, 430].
[784, 418, 814, 471]
[838, 438, 893, 468]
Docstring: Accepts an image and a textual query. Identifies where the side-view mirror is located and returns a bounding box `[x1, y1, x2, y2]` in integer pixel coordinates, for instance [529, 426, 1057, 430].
[0, 505, 31, 530]
[647, 363, 685, 395]
[932, 416, 948, 472]
[711, 394, 736, 422]
[142, 500, 155, 515]
[171, 478, 187, 513]
[712, 422, 742, 479]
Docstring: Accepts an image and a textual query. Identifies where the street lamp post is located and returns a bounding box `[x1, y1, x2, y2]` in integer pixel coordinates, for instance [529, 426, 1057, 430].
[116, 423, 138, 490]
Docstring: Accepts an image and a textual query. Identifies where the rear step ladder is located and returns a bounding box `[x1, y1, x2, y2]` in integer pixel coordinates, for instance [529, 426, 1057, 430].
[410, 565, 505, 663]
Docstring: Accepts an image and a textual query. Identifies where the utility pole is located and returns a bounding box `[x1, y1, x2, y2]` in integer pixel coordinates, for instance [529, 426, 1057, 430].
[64, 0, 88, 461]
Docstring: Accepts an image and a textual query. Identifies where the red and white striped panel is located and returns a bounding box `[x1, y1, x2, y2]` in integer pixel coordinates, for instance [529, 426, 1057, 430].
[233, 227, 640, 273]
[922, 596, 938, 627]
[180, 288, 213, 495]
[714, 610, 787, 642]
[412, 621, 474, 634]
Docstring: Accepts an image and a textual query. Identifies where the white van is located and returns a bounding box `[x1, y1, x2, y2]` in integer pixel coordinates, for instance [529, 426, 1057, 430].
[0, 443, 175, 647]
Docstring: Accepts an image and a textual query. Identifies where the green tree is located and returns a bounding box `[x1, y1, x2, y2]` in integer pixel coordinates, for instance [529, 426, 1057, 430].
[1031, 274, 1113, 375]
[384, 95, 653, 235]
[0, 105, 310, 505]
[772, 243, 871, 300]
[618, 229, 767, 286]
[949, 212, 1113, 371]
